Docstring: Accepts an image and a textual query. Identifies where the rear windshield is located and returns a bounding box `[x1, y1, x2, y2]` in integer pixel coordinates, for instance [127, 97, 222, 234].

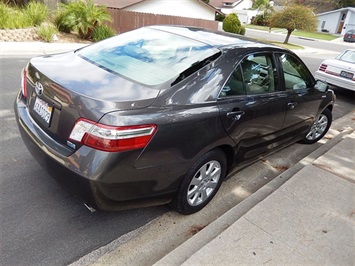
[336, 50, 355, 64]
[78, 28, 220, 86]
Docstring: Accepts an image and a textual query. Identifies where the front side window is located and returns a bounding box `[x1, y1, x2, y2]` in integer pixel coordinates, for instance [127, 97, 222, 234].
[78, 28, 220, 86]
[277, 53, 312, 91]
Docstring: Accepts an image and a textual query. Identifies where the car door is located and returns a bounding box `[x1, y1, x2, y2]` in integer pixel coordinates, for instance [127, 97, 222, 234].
[276, 52, 325, 136]
[218, 53, 287, 164]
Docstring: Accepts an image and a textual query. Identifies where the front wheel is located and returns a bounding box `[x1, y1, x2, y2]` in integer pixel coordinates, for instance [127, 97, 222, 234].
[171, 149, 227, 215]
[301, 108, 332, 144]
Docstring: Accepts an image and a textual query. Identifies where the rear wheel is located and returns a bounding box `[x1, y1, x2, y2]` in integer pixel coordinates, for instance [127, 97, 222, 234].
[301, 108, 332, 144]
[171, 149, 227, 215]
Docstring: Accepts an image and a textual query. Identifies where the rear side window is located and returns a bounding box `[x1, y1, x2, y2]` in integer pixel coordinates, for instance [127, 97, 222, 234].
[78, 28, 220, 86]
[220, 65, 245, 97]
[220, 53, 277, 97]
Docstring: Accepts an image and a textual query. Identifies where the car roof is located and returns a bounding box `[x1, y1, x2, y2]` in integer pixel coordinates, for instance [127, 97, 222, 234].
[148, 25, 277, 50]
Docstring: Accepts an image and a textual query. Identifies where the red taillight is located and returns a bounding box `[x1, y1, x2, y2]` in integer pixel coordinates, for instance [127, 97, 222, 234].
[21, 68, 27, 98]
[69, 118, 157, 152]
[319, 64, 327, 72]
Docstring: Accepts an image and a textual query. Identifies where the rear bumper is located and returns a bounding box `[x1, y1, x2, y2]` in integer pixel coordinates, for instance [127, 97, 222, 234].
[343, 38, 355, 42]
[14, 92, 177, 211]
[315, 71, 355, 91]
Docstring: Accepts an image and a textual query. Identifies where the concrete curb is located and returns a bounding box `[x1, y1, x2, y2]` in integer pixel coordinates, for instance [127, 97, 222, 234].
[154, 121, 355, 265]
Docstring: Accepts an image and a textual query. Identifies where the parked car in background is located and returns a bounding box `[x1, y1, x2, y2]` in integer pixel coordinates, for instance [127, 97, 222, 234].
[14, 26, 335, 215]
[343, 29, 355, 42]
[315, 49, 355, 91]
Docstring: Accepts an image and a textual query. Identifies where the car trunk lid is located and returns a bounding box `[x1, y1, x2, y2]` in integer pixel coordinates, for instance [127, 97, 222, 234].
[25, 52, 160, 149]
[322, 59, 355, 80]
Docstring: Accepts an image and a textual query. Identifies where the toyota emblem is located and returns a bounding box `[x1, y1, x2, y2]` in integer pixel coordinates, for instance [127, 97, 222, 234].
[34, 81, 44, 96]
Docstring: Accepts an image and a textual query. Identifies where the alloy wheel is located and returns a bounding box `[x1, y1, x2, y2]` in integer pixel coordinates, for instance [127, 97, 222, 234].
[306, 113, 329, 141]
[187, 160, 221, 206]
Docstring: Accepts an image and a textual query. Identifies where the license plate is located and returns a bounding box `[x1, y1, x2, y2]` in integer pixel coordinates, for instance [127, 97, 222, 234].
[340, 71, 354, 80]
[33, 97, 53, 125]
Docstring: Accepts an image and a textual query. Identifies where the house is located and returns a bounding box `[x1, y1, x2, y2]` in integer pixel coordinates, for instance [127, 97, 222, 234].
[317, 7, 355, 35]
[94, 0, 220, 21]
[209, 0, 258, 24]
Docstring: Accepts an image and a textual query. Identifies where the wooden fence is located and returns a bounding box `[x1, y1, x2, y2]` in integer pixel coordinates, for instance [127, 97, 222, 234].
[105, 9, 219, 34]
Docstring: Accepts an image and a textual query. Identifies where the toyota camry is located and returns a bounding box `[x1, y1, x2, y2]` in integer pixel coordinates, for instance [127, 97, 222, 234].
[14, 26, 335, 214]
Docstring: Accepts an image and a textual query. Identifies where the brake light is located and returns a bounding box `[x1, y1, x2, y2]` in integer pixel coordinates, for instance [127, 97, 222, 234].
[319, 64, 327, 72]
[21, 68, 27, 98]
[69, 118, 157, 152]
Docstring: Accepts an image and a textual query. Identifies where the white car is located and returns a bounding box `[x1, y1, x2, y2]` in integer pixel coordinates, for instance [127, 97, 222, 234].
[315, 49, 355, 91]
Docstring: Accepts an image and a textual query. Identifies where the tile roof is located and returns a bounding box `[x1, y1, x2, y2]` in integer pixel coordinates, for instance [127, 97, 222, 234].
[94, 0, 144, 9]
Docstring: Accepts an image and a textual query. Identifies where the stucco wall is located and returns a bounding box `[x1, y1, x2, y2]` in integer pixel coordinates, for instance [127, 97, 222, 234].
[343, 11, 355, 33]
[318, 12, 340, 34]
[317, 9, 355, 35]
[221, 0, 253, 15]
[125, 0, 216, 20]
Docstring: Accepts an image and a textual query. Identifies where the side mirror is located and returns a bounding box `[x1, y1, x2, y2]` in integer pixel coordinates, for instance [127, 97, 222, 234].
[314, 80, 329, 92]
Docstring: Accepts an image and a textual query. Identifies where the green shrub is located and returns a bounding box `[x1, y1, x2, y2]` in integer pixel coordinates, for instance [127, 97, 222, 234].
[55, 0, 112, 39]
[24, 1, 49, 26]
[251, 13, 271, 26]
[223, 13, 245, 35]
[54, 9, 72, 33]
[92, 24, 115, 41]
[0, 3, 31, 29]
[38, 23, 58, 42]
[239, 26, 246, 36]
[215, 13, 225, 22]
[0, 2, 44, 29]
[0, 3, 12, 28]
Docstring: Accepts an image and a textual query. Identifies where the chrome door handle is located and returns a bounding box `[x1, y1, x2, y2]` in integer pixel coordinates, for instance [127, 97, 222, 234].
[226, 111, 245, 120]
[288, 102, 297, 109]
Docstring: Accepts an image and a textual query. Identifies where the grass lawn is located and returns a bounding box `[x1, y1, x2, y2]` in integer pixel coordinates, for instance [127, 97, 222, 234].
[290, 30, 339, 41]
[256, 39, 304, 50]
[245, 25, 339, 41]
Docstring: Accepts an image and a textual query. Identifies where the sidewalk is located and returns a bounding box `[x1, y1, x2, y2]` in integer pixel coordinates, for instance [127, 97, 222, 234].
[155, 120, 355, 265]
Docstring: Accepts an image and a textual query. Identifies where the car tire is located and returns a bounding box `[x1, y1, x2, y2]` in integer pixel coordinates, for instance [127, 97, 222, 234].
[171, 148, 227, 215]
[301, 108, 332, 144]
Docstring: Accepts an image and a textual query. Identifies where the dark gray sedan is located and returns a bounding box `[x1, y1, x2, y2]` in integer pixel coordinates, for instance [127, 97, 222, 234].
[14, 26, 335, 214]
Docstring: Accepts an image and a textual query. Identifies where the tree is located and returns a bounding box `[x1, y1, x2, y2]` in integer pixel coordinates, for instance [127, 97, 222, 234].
[55, 0, 112, 39]
[252, 0, 270, 9]
[292, 0, 355, 12]
[269, 4, 317, 44]
[252, 0, 274, 26]
[222, 13, 245, 35]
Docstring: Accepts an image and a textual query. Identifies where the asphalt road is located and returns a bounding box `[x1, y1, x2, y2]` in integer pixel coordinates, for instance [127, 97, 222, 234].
[246, 28, 355, 53]
[0, 49, 354, 265]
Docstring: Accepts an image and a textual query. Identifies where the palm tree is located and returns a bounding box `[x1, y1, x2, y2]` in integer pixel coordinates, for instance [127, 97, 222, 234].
[57, 0, 112, 39]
